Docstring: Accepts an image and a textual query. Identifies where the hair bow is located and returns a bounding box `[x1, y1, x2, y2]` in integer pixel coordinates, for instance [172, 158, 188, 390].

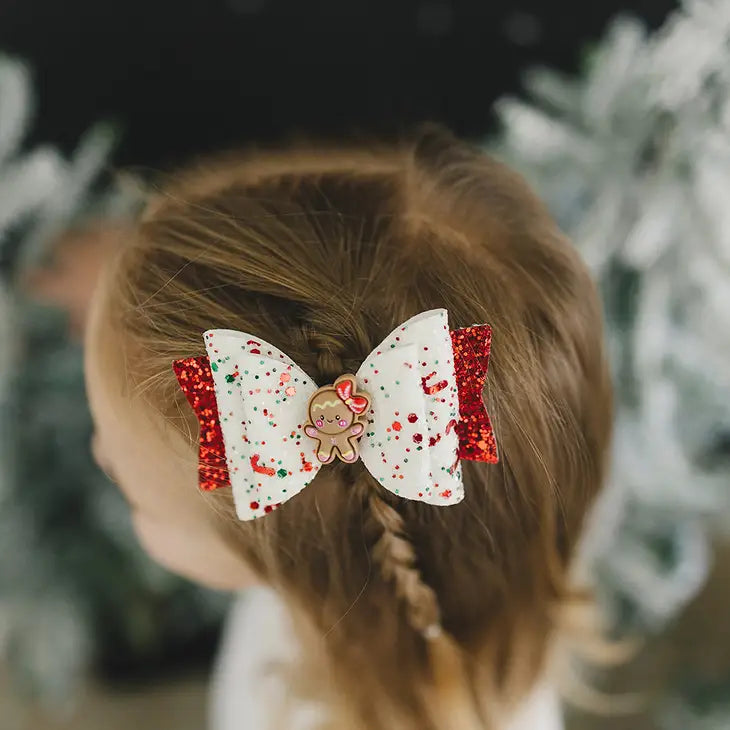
[173, 309, 497, 521]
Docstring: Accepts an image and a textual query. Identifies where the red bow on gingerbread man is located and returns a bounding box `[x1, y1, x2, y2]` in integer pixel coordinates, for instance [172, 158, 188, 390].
[335, 377, 369, 415]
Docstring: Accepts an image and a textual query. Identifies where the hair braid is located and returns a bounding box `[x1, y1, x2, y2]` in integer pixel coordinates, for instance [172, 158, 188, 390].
[363, 476, 442, 637]
[358, 471, 486, 728]
[310, 331, 350, 380]
[311, 332, 443, 638]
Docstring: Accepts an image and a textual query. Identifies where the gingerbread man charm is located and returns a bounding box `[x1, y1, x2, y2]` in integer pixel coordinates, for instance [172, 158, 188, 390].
[303, 374, 371, 464]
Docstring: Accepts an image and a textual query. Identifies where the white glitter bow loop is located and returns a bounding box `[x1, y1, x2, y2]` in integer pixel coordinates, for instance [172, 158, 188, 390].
[201, 309, 464, 521]
[355, 310, 463, 505]
[202, 330, 322, 520]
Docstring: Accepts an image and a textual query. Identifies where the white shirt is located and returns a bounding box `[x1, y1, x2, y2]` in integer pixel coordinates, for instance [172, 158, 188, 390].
[209, 588, 563, 730]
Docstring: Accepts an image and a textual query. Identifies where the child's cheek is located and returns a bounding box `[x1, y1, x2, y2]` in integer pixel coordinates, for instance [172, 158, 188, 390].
[131, 510, 259, 590]
[131, 510, 178, 569]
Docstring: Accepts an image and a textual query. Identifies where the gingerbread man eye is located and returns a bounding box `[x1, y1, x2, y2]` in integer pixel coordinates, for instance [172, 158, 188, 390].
[315, 418, 324, 428]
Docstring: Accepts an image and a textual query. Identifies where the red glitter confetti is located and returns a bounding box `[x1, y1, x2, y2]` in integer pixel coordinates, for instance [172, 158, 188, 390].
[251, 454, 276, 476]
[172, 356, 231, 491]
[413, 433, 423, 444]
[421, 371, 448, 395]
[407, 413, 418, 423]
[428, 434, 441, 447]
[440, 489, 453, 499]
[449, 325, 498, 463]
[300, 452, 314, 472]
[250, 501, 260, 510]
[392, 420, 402, 431]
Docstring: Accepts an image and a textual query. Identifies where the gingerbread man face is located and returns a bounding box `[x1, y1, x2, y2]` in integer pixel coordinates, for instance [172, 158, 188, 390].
[308, 392, 355, 434]
[303, 375, 370, 464]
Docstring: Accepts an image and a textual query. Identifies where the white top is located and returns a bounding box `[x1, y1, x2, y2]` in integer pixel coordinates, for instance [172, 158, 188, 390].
[209, 588, 563, 730]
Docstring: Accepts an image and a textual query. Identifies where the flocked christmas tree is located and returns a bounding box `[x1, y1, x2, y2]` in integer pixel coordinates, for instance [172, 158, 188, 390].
[489, 0, 730, 726]
[0, 55, 226, 705]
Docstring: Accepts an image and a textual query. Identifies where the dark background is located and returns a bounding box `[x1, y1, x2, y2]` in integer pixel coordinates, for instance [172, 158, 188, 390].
[0, 0, 677, 168]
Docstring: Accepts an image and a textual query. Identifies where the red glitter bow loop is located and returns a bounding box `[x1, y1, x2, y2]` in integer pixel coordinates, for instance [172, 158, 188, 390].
[450, 325, 498, 463]
[172, 356, 232, 490]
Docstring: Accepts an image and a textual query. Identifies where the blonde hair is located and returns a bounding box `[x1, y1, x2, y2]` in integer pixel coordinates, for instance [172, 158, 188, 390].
[97, 125, 613, 728]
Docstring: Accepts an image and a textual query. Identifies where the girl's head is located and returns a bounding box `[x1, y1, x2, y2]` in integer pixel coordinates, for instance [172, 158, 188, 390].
[85, 126, 612, 729]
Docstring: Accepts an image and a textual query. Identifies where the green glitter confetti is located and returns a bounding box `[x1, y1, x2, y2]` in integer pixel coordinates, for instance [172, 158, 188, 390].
[211, 362, 218, 372]
[276, 468, 288, 478]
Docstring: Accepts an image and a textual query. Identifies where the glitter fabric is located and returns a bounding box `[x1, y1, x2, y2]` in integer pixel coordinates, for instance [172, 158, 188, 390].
[172, 356, 231, 491]
[450, 325, 498, 463]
